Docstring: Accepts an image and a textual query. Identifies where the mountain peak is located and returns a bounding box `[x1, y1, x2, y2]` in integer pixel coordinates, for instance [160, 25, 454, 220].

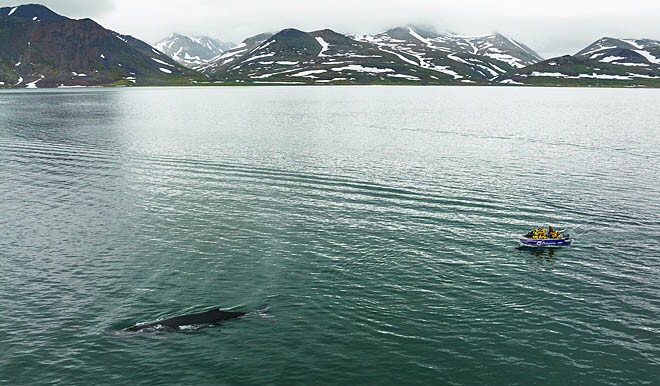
[273, 28, 308, 39]
[576, 36, 660, 57]
[0, 4, 68, 21]
[154, 33, 234, 69]
[310, 29, 353, 44]
[406, 24, 439, 37]
[259, 28, 320, 57]
[385, 25, 438, 40]
[0, 4, 198, 87]
[243, 32, 273, 46]
[311, 28, 342, 37]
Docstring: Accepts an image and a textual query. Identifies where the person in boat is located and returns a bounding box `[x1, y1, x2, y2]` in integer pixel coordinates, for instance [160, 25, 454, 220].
[527, 226, 545, 239]
[525, 228, 539, 238]
[525, 226, 562, 239]
[547, 226, 561, 239]
[537, 227, 546, 239]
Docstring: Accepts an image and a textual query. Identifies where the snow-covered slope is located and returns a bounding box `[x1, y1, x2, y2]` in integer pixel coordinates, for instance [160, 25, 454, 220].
[352, 25, 543, 80]
[497, 37, 660, 87]
[467, 33, 543, 68]
[154, 33, 234, 69]
[575, 37, 660, 67]
[200, 26, 545, 84]
[197, 33, 273, 74]
[200, 28, 470, 84]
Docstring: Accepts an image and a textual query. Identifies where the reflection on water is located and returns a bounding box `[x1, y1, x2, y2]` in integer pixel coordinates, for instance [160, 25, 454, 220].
[0, 90, 125, 151]
[517, 245, 557, 264]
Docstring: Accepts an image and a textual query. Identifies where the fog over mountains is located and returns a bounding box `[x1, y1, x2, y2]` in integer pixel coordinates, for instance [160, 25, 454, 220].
[1, 4, 659, 87]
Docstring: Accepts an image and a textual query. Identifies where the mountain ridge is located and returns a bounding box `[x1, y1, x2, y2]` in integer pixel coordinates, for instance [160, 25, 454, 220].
[497, 37, 660, 87]
[194, 25, 545, 85]
[1, 4, 658, 88]
[0, 4, 202, 87]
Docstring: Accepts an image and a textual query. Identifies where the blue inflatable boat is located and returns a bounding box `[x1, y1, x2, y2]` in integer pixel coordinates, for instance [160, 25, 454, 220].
[519, 235, 571, 247]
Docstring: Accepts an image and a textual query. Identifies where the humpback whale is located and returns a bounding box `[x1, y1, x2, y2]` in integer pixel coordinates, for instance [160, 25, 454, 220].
[125, 308, 246, 332]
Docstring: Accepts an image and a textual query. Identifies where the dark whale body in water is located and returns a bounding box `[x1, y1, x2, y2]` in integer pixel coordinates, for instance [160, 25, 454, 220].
[125, 308, 246, 332]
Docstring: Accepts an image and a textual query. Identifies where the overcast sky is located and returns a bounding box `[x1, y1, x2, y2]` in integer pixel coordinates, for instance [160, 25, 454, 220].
[6, 0, 660, 58]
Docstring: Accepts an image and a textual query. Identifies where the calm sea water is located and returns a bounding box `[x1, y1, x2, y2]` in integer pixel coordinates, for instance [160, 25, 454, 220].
[0, 86, 658, 386]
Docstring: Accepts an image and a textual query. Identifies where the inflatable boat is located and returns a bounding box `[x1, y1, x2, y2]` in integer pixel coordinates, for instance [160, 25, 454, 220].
[519, 235, 571, 247]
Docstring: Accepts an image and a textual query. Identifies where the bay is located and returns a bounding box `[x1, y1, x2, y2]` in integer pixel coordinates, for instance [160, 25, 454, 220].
[0, 86, 658, 385]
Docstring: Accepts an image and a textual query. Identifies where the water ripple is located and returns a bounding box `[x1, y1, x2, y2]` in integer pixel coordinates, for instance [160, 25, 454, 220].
[0, 87, 658, 386]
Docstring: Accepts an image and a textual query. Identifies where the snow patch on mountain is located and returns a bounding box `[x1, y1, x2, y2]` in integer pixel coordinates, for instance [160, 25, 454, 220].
[316, 37, 330, 57]
[244, 52, 275, 62]
[525, 71, 638, 81]
[612, 62, 648, 67]
[331, 65, 394, 74]
[388, 73, 420, 81]
[408, 27, 435, 48]
[530, 71, 567, 77]
[483, 53, 523, 68]
[621, 39, 644, 49]
[634, 50, 660, 64]
[500, 79, 524, 85]
[578, 73, 633, 80]
[152, 57, 173, 67]
[290, 69, 327, 78]
[380, 49, 418, 66]
[25, 75, 45, 88]
[581, 45, 618, 57]
[251, 40, 275, 54]
[600, 56, 627, 63]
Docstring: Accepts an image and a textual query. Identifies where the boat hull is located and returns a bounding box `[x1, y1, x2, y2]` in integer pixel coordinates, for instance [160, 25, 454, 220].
[519, 236, 571, 247]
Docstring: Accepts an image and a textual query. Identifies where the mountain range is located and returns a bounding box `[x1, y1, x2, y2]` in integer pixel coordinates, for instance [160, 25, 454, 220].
[191, 26, 544, 85]
[190, 26, 659, 87]
[191, 26, 543, 84]
[1, 4, 659, 88]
